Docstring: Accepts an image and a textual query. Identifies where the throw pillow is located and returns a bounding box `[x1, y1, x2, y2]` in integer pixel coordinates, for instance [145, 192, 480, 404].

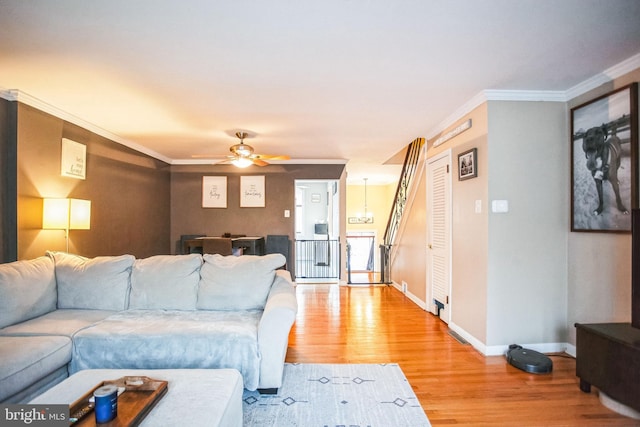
[197, 253, 286, 310]
[129, 254, 203, 310]
[0, 256, 57, 329]
[50, 252, 135, 310]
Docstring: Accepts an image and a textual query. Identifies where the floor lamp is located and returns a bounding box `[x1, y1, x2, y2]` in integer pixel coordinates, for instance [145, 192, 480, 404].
[42, 198, 91, 253]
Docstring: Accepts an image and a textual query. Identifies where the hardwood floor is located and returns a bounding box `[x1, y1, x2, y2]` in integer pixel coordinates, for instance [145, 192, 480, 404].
[286, 284, 639, 426]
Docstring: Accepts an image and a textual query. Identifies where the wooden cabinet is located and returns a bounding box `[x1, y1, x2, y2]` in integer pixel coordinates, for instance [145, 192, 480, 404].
[575, 322, 640, 412]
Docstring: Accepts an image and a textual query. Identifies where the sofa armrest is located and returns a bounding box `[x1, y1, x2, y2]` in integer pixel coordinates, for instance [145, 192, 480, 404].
[257, 271, 297, 390]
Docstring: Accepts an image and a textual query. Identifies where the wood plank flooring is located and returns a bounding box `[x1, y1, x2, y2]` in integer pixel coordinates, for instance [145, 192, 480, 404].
[286, 284, 639, 426]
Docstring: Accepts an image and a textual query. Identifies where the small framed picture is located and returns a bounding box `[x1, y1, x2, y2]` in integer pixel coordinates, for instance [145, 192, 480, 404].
[61, 138, 86, 180]
[240, 175, 265, 207]
[202, 176, 227, 208]
[458, 148, 477, 181]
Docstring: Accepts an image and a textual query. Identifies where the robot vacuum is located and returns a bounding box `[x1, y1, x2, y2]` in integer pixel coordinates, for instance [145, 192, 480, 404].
[506, 344, 553, 374]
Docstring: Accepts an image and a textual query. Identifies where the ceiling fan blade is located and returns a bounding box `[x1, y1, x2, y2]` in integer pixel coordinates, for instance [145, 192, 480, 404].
[254, 154, 291, 161]
[252, 158, 269, 167]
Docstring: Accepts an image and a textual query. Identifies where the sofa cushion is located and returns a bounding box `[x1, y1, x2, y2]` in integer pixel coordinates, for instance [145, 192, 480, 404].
[50, 252, 135, 310]
[70, 309, 262, 390]
[129, 254, 202, 310]
[197, 254, 285, 311]
[0, 309, 116, 337]
[0, 335, 72, 402]
[0, 256, 57, 329]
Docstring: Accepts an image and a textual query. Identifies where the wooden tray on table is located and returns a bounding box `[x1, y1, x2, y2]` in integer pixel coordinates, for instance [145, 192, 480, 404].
[69, 376, 168, 427]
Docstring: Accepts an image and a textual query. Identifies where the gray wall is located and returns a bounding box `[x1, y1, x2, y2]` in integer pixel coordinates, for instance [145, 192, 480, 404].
[486, 100, 568, 347]
[0, 98, 18, 262]
[170, 164, 345, 254]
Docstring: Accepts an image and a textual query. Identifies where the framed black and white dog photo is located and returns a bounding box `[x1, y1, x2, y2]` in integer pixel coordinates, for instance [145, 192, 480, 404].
[458, 148, 477, 181]
[571, 82, 638, 232]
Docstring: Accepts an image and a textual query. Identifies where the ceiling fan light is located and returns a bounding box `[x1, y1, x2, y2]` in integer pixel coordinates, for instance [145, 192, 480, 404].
[231, 157, 253, 168]
[231, 143, 254, 157]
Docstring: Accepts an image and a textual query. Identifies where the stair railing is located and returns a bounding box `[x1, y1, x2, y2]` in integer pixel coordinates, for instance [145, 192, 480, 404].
[380, 137, 424, 283]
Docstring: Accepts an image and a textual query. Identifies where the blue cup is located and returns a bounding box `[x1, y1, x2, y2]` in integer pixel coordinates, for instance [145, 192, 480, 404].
[93, 384, 118, 423]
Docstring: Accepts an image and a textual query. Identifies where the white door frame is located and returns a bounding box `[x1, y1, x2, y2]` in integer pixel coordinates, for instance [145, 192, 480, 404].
[426, 149, 452, 324]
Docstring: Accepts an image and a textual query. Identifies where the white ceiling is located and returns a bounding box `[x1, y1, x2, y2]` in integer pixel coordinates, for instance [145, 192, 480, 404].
[1, 0, 639, 184]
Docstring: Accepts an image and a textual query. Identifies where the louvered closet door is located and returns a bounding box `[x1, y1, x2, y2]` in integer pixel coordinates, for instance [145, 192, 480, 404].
[427, 151, 451, 323]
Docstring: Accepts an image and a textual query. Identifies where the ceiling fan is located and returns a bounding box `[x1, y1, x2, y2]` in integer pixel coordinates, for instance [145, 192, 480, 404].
[194, 132, 290, 168]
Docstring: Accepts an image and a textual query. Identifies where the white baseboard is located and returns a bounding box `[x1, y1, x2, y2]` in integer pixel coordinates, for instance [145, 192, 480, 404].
[389, 285, 577, 357]
[391, 281, 428, 311]
[448, 322, 575, 357]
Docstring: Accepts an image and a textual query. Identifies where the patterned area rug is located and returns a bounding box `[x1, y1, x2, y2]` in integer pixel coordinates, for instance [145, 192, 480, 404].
[243, 363, 431, 426]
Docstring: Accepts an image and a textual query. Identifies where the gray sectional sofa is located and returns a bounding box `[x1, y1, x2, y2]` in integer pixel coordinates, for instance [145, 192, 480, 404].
[0, 251, 297, 403]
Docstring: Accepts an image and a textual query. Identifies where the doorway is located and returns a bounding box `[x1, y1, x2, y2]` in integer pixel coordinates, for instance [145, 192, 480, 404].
[294, 180, 340, 282]
[426, 150, 452, 323]
[346, 231, 378, 284]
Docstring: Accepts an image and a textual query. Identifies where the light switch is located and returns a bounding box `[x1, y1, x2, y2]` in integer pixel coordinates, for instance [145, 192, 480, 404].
[491, 200, 509, 213]
[474, 200, 482, 213]
[284, 210, 290, 218]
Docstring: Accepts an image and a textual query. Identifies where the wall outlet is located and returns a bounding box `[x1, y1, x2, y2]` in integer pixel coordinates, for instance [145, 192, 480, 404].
[402, 281, 408, 293]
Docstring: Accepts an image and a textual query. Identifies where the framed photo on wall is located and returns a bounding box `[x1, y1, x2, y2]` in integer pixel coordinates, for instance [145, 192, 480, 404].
[202, 176, 227, 208]
[61, 138, 86, 180]
[240, 175, 265, 207]
[571, 82, 638, 232]
[458, 148, 477, 180]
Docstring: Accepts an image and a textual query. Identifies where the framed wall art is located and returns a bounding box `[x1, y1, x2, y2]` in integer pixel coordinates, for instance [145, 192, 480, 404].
[458, 148, 477, 181]
[61, 138, 86, 180]
[571, 82, 638, 232]
[202, 176, 227, 208]
[240, 175, 265, 207]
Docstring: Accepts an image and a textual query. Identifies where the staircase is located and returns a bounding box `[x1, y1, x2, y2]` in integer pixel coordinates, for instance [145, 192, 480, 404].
[380, 137, 425, 283]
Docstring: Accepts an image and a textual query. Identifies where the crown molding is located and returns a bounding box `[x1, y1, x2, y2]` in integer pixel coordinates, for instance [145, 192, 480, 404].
[565, 51, 640, 100]
[171, 158, 347, 166]
[483, 90, 566, 102]
[427, 89, 565, 140]
[0, 89, 173, 164]
[428, 52, 640, 141]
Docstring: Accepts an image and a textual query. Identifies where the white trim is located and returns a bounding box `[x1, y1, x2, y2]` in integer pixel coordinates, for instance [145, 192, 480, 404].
[171, 158, 347, 165]
[565, 51, 640, 100]
[427, 51, 640, 141]
[484, 90, 566, 102]
[565, 343, 576, 358]
[391, 281, 428, 310]
[427, 91, 487, 141]
[0, 89, 173, 164]
[449, 321, 574, 357]
[448, 322, 488, 354]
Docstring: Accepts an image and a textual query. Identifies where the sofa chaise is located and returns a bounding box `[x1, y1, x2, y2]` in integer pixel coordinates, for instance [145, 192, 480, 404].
[0, 251, 297, 403]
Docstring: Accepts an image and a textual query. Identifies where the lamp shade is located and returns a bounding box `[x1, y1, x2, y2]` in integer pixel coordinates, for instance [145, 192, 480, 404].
[42, 198, 91, 230]
[42, 198, 70, 229]
[69, 199, 91, 229]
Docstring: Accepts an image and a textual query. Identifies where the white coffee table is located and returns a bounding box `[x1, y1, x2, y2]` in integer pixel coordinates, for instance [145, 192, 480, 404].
[30, 369, 243, 427]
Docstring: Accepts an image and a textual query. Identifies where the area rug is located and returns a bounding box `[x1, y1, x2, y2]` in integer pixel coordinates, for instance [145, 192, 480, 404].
[243, 363, 431, 426]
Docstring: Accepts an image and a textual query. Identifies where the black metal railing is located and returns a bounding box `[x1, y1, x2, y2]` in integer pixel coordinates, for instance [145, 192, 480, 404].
[295, 239, 340, 279]
[380, 137, 425, 283]
[383, 137, 424, 247]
